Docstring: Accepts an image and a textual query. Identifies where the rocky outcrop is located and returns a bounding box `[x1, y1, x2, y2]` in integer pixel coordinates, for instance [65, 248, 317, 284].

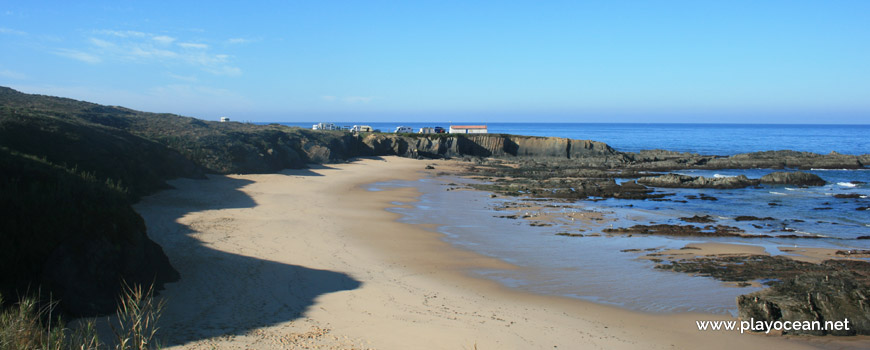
[603, 224, 749, 237]
[736, 260, 870, 335]
[701, 151, 864, 170]
[359, 133, 620, 161]
[625, 150, 866, 171]
[624, 150, 715, 170]
[759, 171, 826, 186]
[637, 171, 828, 189]
[637, 174, 759, 189]
[653, 253, 870, 335]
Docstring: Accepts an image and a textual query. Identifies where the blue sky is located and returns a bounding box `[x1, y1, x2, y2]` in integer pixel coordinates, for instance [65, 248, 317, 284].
[1, 1, 869, 123]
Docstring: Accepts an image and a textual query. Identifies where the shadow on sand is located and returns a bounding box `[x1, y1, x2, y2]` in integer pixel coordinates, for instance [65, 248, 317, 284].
[136, 166, 361, 346]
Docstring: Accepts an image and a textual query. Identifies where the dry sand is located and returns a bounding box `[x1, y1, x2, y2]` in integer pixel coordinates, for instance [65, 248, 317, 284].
[134, 156, 864, 349]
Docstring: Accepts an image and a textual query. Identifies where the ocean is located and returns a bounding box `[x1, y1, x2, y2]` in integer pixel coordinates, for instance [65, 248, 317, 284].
[346, 123, 870, 315]
[277, 122, 870, 155]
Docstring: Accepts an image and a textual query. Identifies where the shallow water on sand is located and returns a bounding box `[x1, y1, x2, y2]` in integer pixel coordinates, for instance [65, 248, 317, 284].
[374, 178, 751, 315]
[371, 168, 869, 315]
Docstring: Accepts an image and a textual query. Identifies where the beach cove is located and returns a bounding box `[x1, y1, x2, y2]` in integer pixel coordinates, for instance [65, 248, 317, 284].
[134, 156, 861, 349]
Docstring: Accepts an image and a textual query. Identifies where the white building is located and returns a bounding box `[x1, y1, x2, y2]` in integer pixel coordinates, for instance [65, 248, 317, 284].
[351, 125, 373, 132]
[449, 125, 488, 134]
[220, 117, 230, 122]
[312, 122, 340, 131]
[418, 127, 436, 134]
[394, 126, 414, 133]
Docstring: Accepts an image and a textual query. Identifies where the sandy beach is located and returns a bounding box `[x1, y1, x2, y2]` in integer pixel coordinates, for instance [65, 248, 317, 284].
[134, 156, 863, 349]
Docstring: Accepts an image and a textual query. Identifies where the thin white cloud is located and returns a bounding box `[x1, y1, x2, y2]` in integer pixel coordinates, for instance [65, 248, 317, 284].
[54, 49, 101, 64]
[152, 35, 176, 45]
[0, 69, 27, 80]
[167, 73, 198, 82]
[129, 46, 178, 59]
[227, 38, 253, 44]
[321, 95, 337, 101]
[98, 30, 146, 38]
[89, 37, 114, 48]
[0, 27, 26, 36]
[203, 65, 241, 76]
[178, 42, 208, 49]
[57, 29, 242, 76]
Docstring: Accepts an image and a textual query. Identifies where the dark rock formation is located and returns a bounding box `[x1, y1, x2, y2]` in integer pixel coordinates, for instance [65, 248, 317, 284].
[359, 133, 620, 162]
[637, 171, 828, 189]
[759, 171, 826, 186]
[736, 260, 870, 335]
[655, 254, 870, 335]
[734, 216, 776, 221]
[702, 151, 865, 170]
[625, 150, 866, 171]
[637, 174, 759, 189]
[680, 215, 716, 223]
[603, 224, 749, 237]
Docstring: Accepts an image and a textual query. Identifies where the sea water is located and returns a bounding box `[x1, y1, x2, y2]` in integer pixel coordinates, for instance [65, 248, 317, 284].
[356, 123, 869, 315]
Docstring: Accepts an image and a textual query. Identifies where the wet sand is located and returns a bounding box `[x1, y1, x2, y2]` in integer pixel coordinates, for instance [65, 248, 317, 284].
[134, 156, 862, 349]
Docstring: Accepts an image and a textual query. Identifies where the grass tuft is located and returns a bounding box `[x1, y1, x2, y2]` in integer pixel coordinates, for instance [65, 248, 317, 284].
[110, 283, 165, 350]
[0, 282, 164, 350]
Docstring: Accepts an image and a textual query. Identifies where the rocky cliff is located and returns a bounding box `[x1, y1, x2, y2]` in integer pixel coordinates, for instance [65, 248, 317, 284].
[358, 133, 620, 162]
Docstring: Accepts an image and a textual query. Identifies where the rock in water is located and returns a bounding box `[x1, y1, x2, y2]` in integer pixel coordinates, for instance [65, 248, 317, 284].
[759, 171, 826, 186]
[637, 173, 759, 189]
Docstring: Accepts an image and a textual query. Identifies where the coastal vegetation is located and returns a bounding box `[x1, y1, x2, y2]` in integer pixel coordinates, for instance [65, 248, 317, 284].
[0, 283, 164, 349]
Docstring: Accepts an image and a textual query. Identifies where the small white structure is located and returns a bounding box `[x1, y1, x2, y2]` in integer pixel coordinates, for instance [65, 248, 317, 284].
[394, 126, 414, 133]
[449, 125, 488, 134]
[312, 122, 340, 131]
[220, 117, 230, 123]
[351, 125, 373, 132]
[418, 127, 436, 134]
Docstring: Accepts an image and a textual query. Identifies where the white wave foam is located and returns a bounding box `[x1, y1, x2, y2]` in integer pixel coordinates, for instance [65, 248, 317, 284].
[785, 187, 798, 191]
[713, 174, 735, 178]
[769, 191, 787, 196]
[837, 182, 857, 188]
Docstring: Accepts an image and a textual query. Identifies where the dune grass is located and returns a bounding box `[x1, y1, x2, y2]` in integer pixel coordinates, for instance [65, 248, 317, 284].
[0, 283, 164, 350]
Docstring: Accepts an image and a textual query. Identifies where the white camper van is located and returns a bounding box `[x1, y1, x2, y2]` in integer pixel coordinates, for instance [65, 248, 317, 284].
[351, 125, 373, 132]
